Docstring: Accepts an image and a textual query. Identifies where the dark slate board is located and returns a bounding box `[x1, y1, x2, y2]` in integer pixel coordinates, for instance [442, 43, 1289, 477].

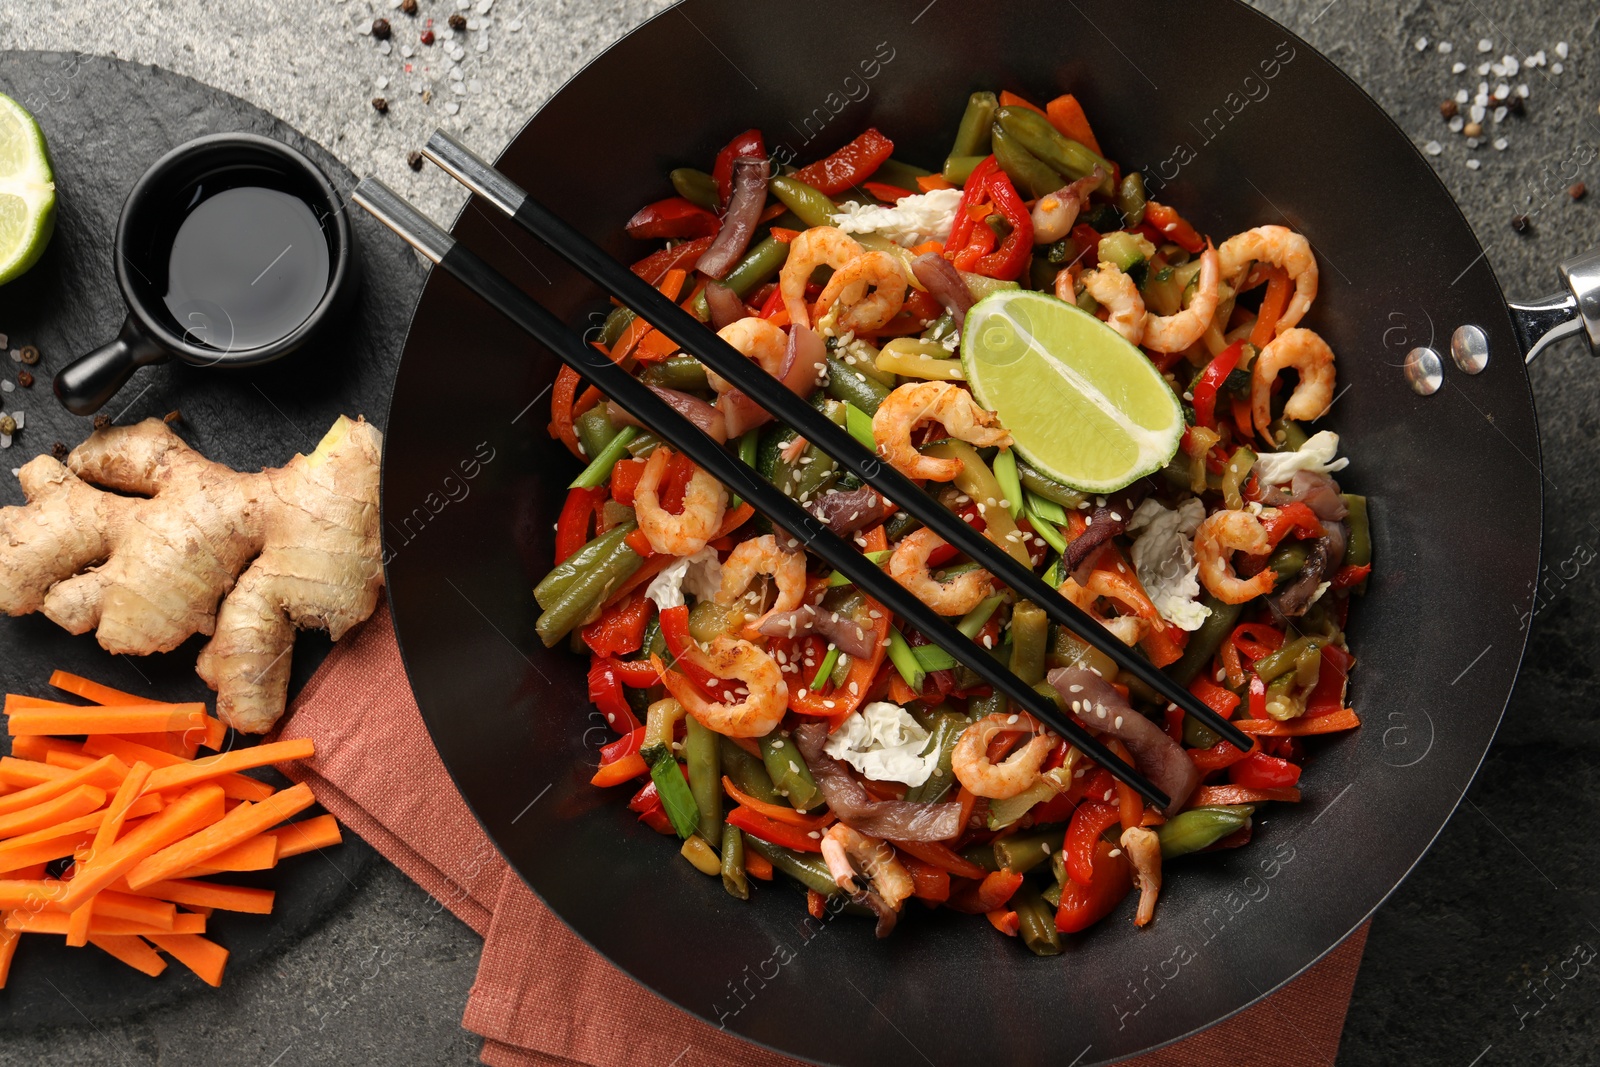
[0, 51, 422, 1026]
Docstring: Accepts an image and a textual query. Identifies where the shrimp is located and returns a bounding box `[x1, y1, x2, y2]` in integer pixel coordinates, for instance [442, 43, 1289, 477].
[1142, 243, 1220, 354]
[1251, 327, 1337, 436]
[951, 713, 1053, 799]
[779, 226, 864, 329]
[1193, 509, 1277, 604]
[1031, 168, 1104, 244]
[815, 250, 908, 334]
[658, 636, 787, 738]
[1057, 576, 1148, 647]
[1078, 264, 1147, 344]
[821, 824, 914, 912]
[1217, 225, 1318, 334]
[889, 528, 994, 615]
[871, 381, 1012, 482]
[707, 316, 788, 395]
[634, 447, 728, 557]
[715, 533, 806, 628]
[1120, 826, 1163, 927]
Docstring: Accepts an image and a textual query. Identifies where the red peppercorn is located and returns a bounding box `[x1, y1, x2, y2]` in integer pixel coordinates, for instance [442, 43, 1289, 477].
[1571, 182, 1587, 201]
[420, 29, 435, 45]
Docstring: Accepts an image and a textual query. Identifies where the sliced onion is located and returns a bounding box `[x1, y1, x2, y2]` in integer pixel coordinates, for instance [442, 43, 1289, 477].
[1258, 470, 1346, 522]
[1272, 520, 1348, 618]
[779, 324, 828, 396]
[807, 485, 896, 536]
[608, 384, 727, 444]
[794, 724, 963, 841]
[1047, 667, 1199, 812]
[912, 253, 974, 329]
[758, 604, 874, 659]
[704, 282, 747, 331]
[697, 157, 769, 279]
[715, 388, 771, 438]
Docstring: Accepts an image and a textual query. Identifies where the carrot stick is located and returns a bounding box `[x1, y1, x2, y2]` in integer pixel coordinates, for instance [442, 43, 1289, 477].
[4, 694, 79, 712]
[88, 934, 167, 977]
[743, 850, 774, 881]
[110, 732, 194, 759]
[1234, 709, 1360, 736]
[0, 883, 174, 926]
[146, 932, 227, 987]
[201, 716, 227, 752]
[0, 831, 94, 874]
[8, 736, 85, 762]
[41, 748, 98, 770]
[0, 928, 16, 988]
[0, 757, 72, 788]
[55, 784, 226, 911]
[125, 878, 274, 915]
[721, 777, 834, 829]
[271, 813, 342, 859]
[0, 784, 107, 838]
[0, 755, 127, 818]
[7, 911, 203, 936]
[81, 737, 274, 802]
[127, 782, 313, 890]
[0, 795, 163, 862]
[172, 832, 279, 877]
[7, 705, 207, 736]
[48, 671, 162, 707]
[0, 880, 70, 909]
[1044, 93, 1104, 155]
[999, 89, 1046, 116]
[67, 762, 152, 947]
[141, 739, 315, 794]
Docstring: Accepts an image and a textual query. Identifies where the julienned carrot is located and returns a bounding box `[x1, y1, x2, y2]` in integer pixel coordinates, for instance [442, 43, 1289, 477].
[146, 932, 228, 987]
[0, 795, 163, 861]
[0, 883, 174, 926]
[0, 784, 107, 839]
[3, 695, 78, 712]
[1044, 93, 1104, 155]
[721, 777, 834, 829]
[89, 935, 167, 977]
[0, 757, 71, 788]
[0, 755, 127, 818]
[1234, 709, 1360, 736]
[124, 879, 274, 915]
[271, 814, 342, 859]
[141, 739, 315, 795]
[7, 705, 207, 737]
[743, 850, 774, 881]
[48, 671, 155, 707]
[56, 784, 226, 911]
[112, 732, 194, 759]
[173, 833, 279, 878]
[80, 737, 274, 802]
[6, 911, 203, 936]
[0, 928, 16, 987]
[68, 762, 153, 947]
[8, 737, 85, 763]
[42, 748, 98, 771]
[127, 783, 313, 890]
[0, 831, 94, 874]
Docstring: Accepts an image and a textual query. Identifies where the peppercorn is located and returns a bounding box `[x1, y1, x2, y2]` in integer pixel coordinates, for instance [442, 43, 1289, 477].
[50, 441, 68, 461]
[93, 414, 110, 431]
[400, 0, 418, 13]
[372, 96, 389, 114]
[1511, 214, 1531, 233]
[407, 149, 424, 171]
[1463, 121, 1483, 138]
[18, 344, 38, 365]
[163, 409, 182, 425]
[420, 29, 435, 44]
[1505, 95, 1525, 116]
[371, 17, 392, 39]
[1571, 182, 1587, 201]
[0, 416, 15, 437]
[448, 12, 467, 30]
[17, 369, 32, 388]
[1439, 99, 1459, 119]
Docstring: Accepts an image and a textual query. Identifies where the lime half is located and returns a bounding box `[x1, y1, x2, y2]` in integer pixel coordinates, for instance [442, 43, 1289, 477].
[960, 288, 1182, 493]
[0, 93, 55, 285]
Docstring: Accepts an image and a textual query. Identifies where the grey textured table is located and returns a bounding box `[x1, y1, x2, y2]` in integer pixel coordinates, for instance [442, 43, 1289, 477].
[3, 1, 1599, 1064]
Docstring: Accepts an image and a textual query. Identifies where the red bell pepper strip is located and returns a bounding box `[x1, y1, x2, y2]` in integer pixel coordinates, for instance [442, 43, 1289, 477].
[1329, 563, 1372, 591]
[1143, 201, 1206, 254]
[726, 805, 824, 852]
[1250, 266, 1292, 347]
[656, 607, 723, 698]
[945, 160, 1032, 281]
[581, 589, 655, 660]
[787, 595, 891, 719]
[606, 657, 661, 688]
[629, 235, 717, 285]
[792, 128, 895, 195]
[864, 180, 912, 203]
[555, 487, 606, 565]
[1188, 740, 1250, 775]
[986, 909, 1021, 936]
[599, 726, 647, 769]
[1261, 502, 1324, 546]
[1163, 706, 1185, 744]
[711, 129, 766, 208]
[548, 366, 586, 459]
[1192, 340, 1244, 430]
[1228, 751, 1303, 790]
[1247, 674, 1268, 720]
[1229, 622, 1285, 662]
[1188, 675, 1242, 720]
[627, 779, 675, 834]
[610, 457, 647, 507]
[899, 854, 951, 902]
[946, 869, 1025, 914]
[1064, 798, 1122, 886]
[945, 156, 998, 257]
[588, 659, 645, 733]
[889, 837, 989, 880]
[1304, 643, 1353, 717]
[625, 197, 721, 240]
[1054, 839, 1132, 933]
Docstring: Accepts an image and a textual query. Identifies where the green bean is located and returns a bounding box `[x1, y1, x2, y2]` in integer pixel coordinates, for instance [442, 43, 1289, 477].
[768, 175, 837, 229]
[639, 354, 710, 393]
[1158, 806, 1254, 858]
[691, 236, 789, 319]
[773, 437, 838, 504]
[720, 825, 749, 900]
[1267, 418, 1310, 453]
[1047, 625, 1120, 681]
[683, 716, 723, 846]
[995, 107, 1115, 192]
[1016, 462, 1086, 508]
[1041, 878, 1063, 909]
[597, 304, 635, 347]
[1268, 541, 1310, 583]
[950, 91, 999, 159]
[994, 829, 1060, 874]
[1165, 594, 1241, 686]
[743, 836, 840, 896]
[641, 743, 702, 839]
[1009, 601, 1049, 685]
[1183, 714, 1221, 749]
[1254, 636, 1319, 683]
[1115, 171, 1148, 228]
[569, 426, 640, 489]
[719, 736, 784, 804]
[626, 430, 661, 458]
[885, 510, 921, 541]
[961, 841, 1002, 872]
[990, 122, 1062, 198]
[942, 155, 985, 186]
[922, 311, 957, 343]
[872, 158, 933, 190]
[1343, 494, 1371, 568]
[759, 730, 822, 812]
[1015, 884, 1063, 956]
[1220, 446, 1255, 511]
[533, 524, 636, 609]
[574, 405, 617, 463]
[535, 539, 644, 646]
[669, 167, 719, 211]
[903, 712, 966, 804]
[824, 353, 892, 414]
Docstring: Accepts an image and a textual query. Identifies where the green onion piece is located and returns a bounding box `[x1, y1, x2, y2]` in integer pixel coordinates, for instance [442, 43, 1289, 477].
[642, 744, 700, 839]
[844, 402, 877, 450]
[1041, 558, 1063, 588]
[570, 426, 639, 489]
[910, 643, 958, 672]
[887, 627, 926, 692]
[810, 646, 842, 690]
[1024, 497, 1068, 555]
[1027, 491, 1069, 527]
[957, 595, 1004, 639]
[992, 448, 1025, 520]
[825, 548, 892, 587]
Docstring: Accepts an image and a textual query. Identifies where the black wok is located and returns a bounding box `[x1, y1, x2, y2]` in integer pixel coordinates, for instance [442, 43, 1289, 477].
[380, 1, 1581, 1062]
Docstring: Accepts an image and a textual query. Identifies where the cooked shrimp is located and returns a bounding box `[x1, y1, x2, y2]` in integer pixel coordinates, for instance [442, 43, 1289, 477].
[1142, 243, 1220, 353]
[1078, 264, 1146, 344]
[633, 447, 728, 557]
[1057, 575, 1148, 647]
[889, 528, 994, 615]
[1193, 509, 1277, 604]
[1217, 225, 1318, 334]
[716, 533, 806, 628]
[871, 381, 1012, 482]
[707, 316, 788, 394]
[1251, 327, 1336, 436]
[815, 250, 908, 334]
[951, 713, 1053, 799]
[821, 824, 914, 911]
[1120, 826, 1163, 927]
[780, 226, 864, 329]
[658, 636, 787, 738]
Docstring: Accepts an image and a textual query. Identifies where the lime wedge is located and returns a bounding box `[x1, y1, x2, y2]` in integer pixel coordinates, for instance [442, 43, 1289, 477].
[960, 288, 1182, 493]
[0, 93, 55, 285]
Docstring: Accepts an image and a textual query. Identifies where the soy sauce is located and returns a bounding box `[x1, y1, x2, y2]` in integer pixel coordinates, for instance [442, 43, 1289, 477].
[161, 185, 330, 351]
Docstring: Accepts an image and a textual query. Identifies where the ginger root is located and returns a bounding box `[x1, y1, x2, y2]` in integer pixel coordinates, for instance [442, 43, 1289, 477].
[0, 415, 382, 733]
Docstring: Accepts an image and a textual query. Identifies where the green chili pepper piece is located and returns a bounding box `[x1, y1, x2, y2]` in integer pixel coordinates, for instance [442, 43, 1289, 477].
[669, 167, 719, 211]
[950, 91, 999, 159]
[570, 426, 640, 489]
[1009, 601, 1049, 686]
[1268, 541, 1310, 583]
[995, 106, 1115, 193]
[597, 304, 635, 347]
[1157, 806, 1254, 858]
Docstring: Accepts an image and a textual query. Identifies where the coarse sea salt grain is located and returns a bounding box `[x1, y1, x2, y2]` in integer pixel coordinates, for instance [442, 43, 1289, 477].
[1477, 38, 1493, 52]
[1469, 104, 1487, 122]
[1415, 36, 1429, 51]
[1449, 115, 1465, 132]
[1552, 62, 1565, 75]
[1439, 41, 1453, 54]
[1466, 158, 1482, 170]
[1453, 62, 1467, 73]
[1494, 107, 1508, 123]
[1425, 141, 1443, 155]
[1456, 88, 1470, 103]
[1556, 41, 1569, 59]
[1494, 137, 1509, 150]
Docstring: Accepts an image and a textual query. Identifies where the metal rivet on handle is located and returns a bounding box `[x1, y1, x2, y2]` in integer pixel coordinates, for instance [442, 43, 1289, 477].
[1404, 346, 1444, 395]
[1450, 324, 1490, 373]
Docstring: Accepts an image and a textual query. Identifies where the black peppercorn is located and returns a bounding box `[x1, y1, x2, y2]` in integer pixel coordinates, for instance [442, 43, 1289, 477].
[1511, 214, 1532, 233]
[1505, 95, 1525, 116]
[371, 17, 392, 39]
[400, 0, 418, 13]
[18, 344, 38, 365]
[407, 149, 424, 171]
[372, 96, 389, 114]
[1439, 99, 1459, 119]
[449, 12, 467, 30]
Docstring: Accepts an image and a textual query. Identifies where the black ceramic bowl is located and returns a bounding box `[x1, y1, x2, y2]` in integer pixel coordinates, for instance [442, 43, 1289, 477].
[381, 1, 1541, 1063]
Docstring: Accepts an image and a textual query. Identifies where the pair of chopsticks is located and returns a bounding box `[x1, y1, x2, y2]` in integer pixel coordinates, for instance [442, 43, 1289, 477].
[356, 130, 1253, 809]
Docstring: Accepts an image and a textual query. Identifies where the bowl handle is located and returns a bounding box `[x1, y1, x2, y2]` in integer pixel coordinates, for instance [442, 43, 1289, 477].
[53, 316, 171, 416]
[1511, 248, 1600, 363]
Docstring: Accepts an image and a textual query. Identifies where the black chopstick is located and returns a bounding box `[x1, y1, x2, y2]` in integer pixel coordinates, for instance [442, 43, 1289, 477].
[352, 177, 1172, 809]
[421, 130, 1252, 754]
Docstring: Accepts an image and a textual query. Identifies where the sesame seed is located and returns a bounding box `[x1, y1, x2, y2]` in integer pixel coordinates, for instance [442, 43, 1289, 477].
[808, 831, 821, 839]
[1108, 847, 1123, 858]
[789, 761, 801, 773]
[1103, 789, 1114, 801]
[1215, 668, 1226, 682]
[1040, 843, 1052, 854]
[1071, 700, 1082, 712]
[1007, 714, 1019, 724]
[1069, 685, 1083, 693]
[772, 739, 785, 749]
[1096, 705, 1106, 718]
[1114, 715, 1124, 729]
[797, 689, 809, 699]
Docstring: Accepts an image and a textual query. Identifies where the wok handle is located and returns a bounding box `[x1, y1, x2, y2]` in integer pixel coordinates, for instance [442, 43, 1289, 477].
[1510, 248, 1600, 363]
